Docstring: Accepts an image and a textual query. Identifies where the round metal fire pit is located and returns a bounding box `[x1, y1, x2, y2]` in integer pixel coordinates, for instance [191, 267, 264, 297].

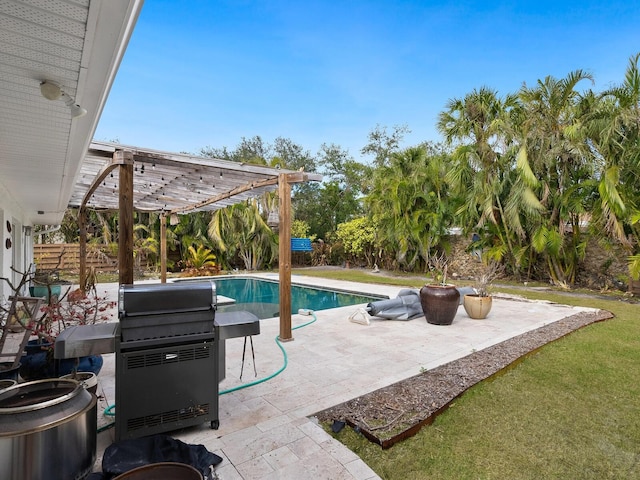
[0, 378, 97, 480]
[114, 462, 203, 479]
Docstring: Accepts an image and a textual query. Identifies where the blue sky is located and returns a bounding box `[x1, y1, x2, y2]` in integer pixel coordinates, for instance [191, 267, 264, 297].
[94, 0, 640, 163]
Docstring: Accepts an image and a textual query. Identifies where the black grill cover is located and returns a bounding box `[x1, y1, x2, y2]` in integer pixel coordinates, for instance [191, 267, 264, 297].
[89, 434, 223, 480]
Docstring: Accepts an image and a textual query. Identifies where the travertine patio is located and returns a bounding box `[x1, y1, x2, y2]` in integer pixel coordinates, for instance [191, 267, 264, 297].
[89, 275, 596, 479]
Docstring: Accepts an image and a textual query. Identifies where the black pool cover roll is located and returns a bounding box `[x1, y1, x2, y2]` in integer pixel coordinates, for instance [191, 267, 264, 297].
[366, 289, 424, 320]
[89, 434, 223, 480]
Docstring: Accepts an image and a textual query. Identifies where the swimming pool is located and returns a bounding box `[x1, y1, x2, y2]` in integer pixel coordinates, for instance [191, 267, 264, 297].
[212, 277, 386, 319]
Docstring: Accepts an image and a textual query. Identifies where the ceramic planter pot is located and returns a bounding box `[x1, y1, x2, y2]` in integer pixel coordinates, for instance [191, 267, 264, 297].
[0, 362, 21, 381]
[463, 294, 493, 319]
[20, 340, 103, 381]
[419, 284, 460, 325]
[0, 379, 16, 390]
[61, 372, 98, 395]
[113, 462, 203, 479]
[29, 284, 62, 300]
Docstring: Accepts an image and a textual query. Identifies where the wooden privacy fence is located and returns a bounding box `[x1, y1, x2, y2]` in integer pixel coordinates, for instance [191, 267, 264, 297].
[34, 243, 118, 273]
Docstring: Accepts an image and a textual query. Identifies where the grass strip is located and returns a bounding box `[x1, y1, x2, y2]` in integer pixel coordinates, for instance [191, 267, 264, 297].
[294, 269, 640, 479]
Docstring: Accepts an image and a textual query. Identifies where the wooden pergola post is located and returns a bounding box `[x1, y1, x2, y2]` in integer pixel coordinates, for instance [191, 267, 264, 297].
[160, 213, 167, 283]
[78, 206, 88, 292]
[278, 173, 293, 341]
[117, 150, 134, 285]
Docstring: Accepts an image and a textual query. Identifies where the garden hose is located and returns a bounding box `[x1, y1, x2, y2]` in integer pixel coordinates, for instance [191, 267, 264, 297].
[98, 310, 317, 432]
[97, 404, 116, 433]
[219, 310, 317, 395]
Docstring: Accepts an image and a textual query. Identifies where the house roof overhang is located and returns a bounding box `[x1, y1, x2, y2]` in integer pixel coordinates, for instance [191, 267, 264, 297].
[0, 0, 144, 226]
[1, 0, 321, 225]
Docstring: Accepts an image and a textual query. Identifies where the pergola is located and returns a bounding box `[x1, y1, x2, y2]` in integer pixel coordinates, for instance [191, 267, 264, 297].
[69, 141, 322, 340]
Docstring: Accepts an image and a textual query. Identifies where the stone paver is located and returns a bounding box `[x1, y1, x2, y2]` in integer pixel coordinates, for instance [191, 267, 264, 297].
[89, 275, 596, 478]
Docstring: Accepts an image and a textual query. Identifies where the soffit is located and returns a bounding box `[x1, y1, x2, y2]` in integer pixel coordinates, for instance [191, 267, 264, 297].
[0, 0, 143, 226]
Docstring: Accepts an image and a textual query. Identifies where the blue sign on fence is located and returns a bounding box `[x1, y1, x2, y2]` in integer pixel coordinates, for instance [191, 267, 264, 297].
[291, 238, 312, 252]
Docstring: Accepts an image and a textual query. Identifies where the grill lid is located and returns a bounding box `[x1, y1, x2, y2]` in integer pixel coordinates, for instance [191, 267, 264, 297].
[119, 281, 216, 318]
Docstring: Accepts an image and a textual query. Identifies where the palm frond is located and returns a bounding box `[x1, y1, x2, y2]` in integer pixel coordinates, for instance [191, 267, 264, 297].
[629, 254, 640, 281]
[515, 145, 539, 188]
[531, 226, 548, 253]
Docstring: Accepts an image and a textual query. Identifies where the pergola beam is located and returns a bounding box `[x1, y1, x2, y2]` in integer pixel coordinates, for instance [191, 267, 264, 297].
[167, 177, 279, 215]
[80, 153, 130, 207]
[78, 150, 135, 290]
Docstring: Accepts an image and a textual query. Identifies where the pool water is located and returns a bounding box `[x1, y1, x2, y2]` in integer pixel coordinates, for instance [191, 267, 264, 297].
[214, 277, 386, 319]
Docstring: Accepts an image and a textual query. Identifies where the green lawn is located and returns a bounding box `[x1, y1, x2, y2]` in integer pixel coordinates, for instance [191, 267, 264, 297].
[293, 269, 640, 480]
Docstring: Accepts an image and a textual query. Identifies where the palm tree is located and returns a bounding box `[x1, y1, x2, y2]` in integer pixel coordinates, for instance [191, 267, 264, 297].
[208, 200, 277, 270]
[365, 145, 452, 271]
[132, 218, 160, 272]
[170, 211, 212, 261]
[437, 87, 527, 271]
[517, 70, 595, 285]
[87, 210, 118, 246]
[585, 53, 640, 279]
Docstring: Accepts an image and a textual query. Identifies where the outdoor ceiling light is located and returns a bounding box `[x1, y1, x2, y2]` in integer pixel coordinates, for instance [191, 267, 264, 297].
[40, 80, 87, 118]
[40, 81, 62, 100]
[63, 93, 87, 118]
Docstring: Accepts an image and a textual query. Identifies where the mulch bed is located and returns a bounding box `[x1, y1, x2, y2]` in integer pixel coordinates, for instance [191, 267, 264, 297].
[314, 308, 614, 449]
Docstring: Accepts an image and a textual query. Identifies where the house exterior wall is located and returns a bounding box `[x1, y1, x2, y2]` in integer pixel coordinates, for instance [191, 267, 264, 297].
[0, 202, 33, 299]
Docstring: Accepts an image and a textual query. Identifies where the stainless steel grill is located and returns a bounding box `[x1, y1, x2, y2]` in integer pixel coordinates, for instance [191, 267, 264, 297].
[54, 280, 262, 442]
[115, 281, 219, 440]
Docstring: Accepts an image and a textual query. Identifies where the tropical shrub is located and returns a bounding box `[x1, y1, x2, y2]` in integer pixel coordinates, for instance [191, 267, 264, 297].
[180, 244, 220, 277]
[335, 217, 377, 267]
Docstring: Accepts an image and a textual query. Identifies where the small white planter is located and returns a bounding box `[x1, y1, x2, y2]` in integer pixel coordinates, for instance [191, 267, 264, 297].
[60, 372, 98, 395]
[0, 379, 17, 391]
